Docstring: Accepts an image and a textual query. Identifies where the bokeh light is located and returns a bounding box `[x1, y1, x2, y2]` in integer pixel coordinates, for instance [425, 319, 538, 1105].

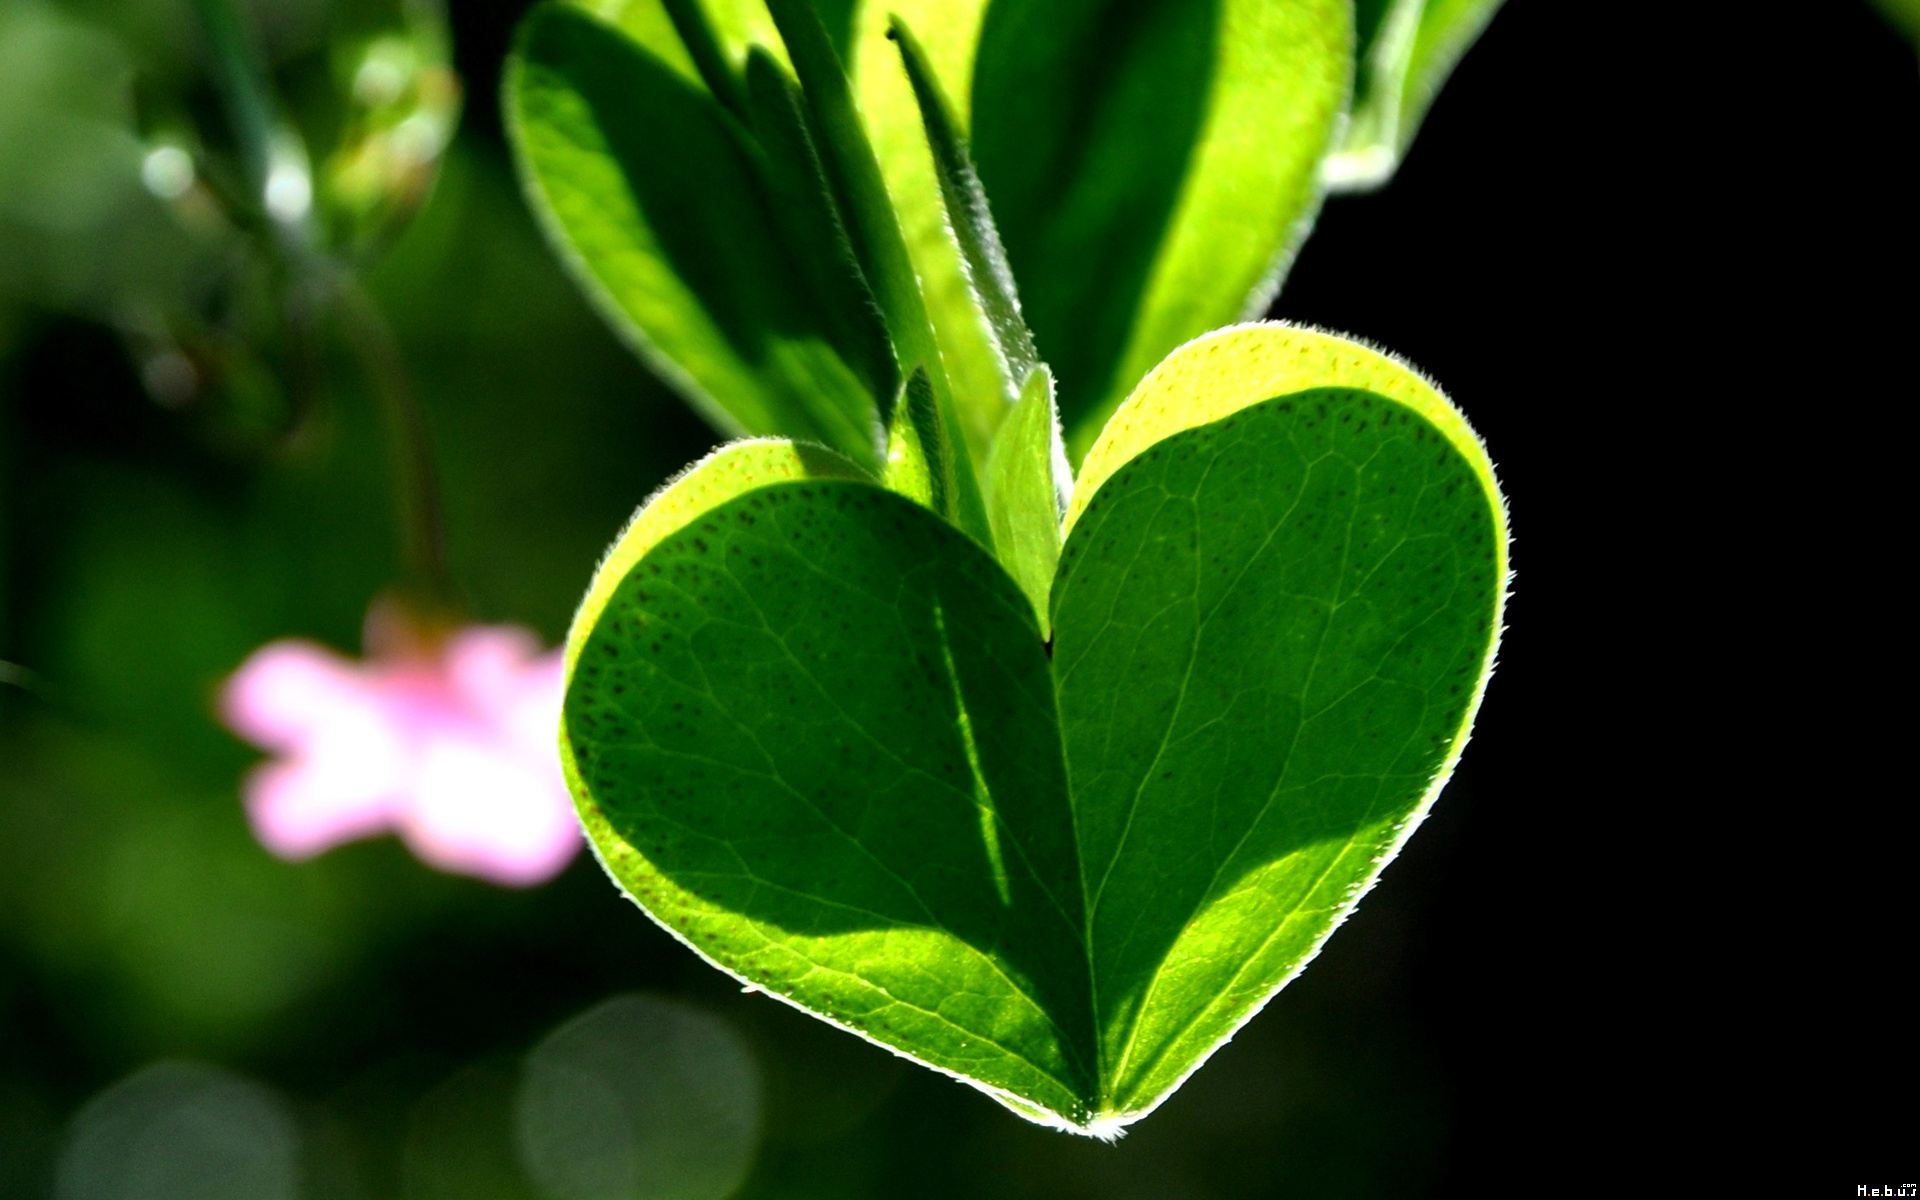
[54, 1063, 300, 1200]
[514, 995, 764, 1200]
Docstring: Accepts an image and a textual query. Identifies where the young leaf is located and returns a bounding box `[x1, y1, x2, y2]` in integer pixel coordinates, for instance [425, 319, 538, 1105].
[968, 0, 1351, 456]
[761, 0, 935, 393]
[505, 5, 884, 469]
[982, 365, 1066, 636]
[1323, 0, 1506, 190]
[740, 47, 897, 414]
[563, 323, 1507, 1134]
[511, 1, 1357, 463]
[762, 0, 992, 550]
[660, 0, 746, 118]
[880, 365, 940, 513]
[888, 15, 1039, 401]
[836, 0, 1009, 460]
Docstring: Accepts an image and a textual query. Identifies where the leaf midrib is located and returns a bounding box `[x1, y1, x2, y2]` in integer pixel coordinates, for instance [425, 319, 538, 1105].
[1060, 440, 1315, 1106]
[1094, 430, 1479, 1108]
[717, 526, 1098, 1091]
[1058, 428, 1438, 1110]
[693, 872, 1093, 1094]
[577, 385, 1495, 1127]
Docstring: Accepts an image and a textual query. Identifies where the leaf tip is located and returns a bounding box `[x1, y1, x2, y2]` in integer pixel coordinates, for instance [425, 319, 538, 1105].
[1082, 1115, 1130, 1143]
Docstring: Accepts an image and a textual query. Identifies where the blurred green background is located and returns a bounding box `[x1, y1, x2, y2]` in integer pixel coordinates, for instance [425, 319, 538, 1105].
[2, 1, 1914, 1196]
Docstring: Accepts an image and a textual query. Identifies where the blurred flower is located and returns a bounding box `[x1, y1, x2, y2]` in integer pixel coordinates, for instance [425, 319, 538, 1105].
[221, 599, 579, 886]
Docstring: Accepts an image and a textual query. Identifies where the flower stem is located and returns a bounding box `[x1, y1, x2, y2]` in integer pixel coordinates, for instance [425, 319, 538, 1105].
[333, 277, 454, 605]
[191, 0, 454, 607]
[189, 0, 316, 245]
[189, 0, 275, 189]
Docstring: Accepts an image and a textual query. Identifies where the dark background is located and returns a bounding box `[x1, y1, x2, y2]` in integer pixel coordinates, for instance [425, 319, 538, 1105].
[2, 1, 1914, 1194]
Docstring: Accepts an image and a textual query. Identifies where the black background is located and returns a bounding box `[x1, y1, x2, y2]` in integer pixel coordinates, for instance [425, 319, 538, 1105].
[4, 0, 1915, 1191]
[1263, 1, 1919, 1181]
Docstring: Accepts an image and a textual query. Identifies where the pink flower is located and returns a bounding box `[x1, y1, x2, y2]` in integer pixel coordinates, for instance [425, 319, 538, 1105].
[221, 602, 580, 887]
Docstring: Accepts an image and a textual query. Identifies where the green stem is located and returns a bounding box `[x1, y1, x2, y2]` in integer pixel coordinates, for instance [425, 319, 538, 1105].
[762, 0, 992, 549]
[190, 0, 314, 249]
[663, 0, 747, 117]
[190, 0, 276, 187]
[333, 277, 454, 605]
[193, 0, 447, 604]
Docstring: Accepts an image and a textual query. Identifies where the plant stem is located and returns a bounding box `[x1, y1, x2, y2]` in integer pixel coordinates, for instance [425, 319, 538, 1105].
[190, 0, 277, 189]
[192, 0, 453, 607]
[332, 277, 454, 605]
[763, 0, 993, 550]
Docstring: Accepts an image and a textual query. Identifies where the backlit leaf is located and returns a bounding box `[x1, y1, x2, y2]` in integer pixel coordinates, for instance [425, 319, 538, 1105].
[1322, 0, 1505, 191]
[506, 5, 887, 469]
[969, 0, 1350, 455]
[513, 0, 1357, 463]
[562, 325, 1507, 1132]
[888, 15, 1038, 405]
[982, 364, 1065, 634]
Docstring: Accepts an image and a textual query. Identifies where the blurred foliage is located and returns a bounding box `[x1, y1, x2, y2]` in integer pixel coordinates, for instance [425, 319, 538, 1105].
[1870, 0, 1920, 44]
[0, 119, 712, 1037]
[1, 1, 1460, 1196]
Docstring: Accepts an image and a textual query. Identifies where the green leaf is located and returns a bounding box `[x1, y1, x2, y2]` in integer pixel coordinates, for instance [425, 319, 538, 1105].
[968, 0, 1351, 456]
[982, 364, 1065, 636]
[1067, 322, 1498, 535]
[763, 0, 993, 550]
[839, 0, 1011, 461]
[505, 4, 887, 470]
[563, 436, 873, 682]
[880, 366, 943, 513]
[888, 15, 1038, 401]
[1869, 0, 1920, 44]
[660, 0, 749, 116]
[1054, 323, 1506, 1117]
[739, 47, 898, 411]
[510, 1, 1354, 464]
[1322, 0, 1505, 191]
[563, 324, 1506, 1133]
[761, 0, 923, 374]
[565, 446, 1099, 1128]
[563, 0, 786, 85]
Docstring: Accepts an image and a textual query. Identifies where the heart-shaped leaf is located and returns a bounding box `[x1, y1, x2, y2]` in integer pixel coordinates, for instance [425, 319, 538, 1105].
[561, 325, 1508, 1133]
[1323, 0, 1505, 190]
